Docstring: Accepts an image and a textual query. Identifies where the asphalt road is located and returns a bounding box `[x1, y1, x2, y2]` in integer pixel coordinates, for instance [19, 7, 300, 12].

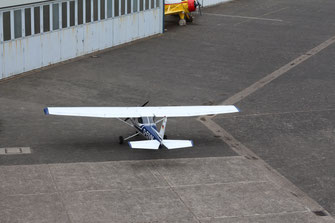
[1, 0, 335, 216]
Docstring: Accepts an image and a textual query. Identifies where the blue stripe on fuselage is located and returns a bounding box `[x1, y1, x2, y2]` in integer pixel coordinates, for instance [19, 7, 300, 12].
[142, 125, 161, 142]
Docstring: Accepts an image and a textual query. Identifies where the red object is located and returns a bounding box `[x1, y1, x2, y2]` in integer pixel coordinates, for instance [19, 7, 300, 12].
[188, 0, 196, 12]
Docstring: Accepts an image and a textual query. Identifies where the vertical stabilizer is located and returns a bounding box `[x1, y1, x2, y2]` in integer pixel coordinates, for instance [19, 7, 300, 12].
[159, 117, 167, 138]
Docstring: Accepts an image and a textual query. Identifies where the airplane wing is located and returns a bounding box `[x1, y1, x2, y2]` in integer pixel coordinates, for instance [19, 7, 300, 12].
[44, 105, 239, 118]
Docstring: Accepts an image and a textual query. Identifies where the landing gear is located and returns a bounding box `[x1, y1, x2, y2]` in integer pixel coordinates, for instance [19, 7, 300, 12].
[119, 136, 124, 144]
[179, 19, 187, 26]
[164, 135, 168, 139]
[178, 12, 187, 26]
[185, 13, 193, 23]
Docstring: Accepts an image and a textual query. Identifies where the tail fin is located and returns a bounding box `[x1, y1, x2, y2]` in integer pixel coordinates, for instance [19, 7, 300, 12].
[128, 140, 160, 150]
[159, 117, 167, 138]
[162, 140, 193, 149]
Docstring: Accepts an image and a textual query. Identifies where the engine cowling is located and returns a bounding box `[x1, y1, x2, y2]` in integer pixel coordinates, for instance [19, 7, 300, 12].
[187, 0, 196, 12]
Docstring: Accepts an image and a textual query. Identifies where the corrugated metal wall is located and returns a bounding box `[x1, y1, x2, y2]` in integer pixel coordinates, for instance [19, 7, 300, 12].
[0, 0, 163, 79]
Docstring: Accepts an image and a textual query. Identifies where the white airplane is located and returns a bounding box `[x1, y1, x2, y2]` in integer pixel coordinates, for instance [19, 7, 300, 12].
[44, 102, 239, 150]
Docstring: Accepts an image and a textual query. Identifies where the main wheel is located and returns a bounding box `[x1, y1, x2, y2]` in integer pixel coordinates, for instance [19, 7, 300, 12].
[179, 19, 186, 26]
[163, 135, 168, 139]
[119, 136, 124, 144]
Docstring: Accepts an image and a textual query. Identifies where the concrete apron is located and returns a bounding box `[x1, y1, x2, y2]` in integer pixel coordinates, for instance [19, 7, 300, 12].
[0, 156, 333, 223]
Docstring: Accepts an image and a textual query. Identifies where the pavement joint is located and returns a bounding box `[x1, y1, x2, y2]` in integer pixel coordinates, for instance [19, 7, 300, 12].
[172, 180, 269, 188]
[197, 116, 335, 221]
[218, 108, 335, 119]
[47, 165, 73, 223]
[203, 12, 283, 22]
[220, 33, 335, 106]
[150, 162, 202, 223]
[196, 33, 335, 217]
[198, 210, 311, 221]
[260, 7, 289, 17]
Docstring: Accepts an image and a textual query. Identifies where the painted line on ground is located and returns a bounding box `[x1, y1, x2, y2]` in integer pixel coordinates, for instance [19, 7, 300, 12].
[221, 34, 335, 105]
[0, 147, 31, 155]
[197, 116, 335, 221]
[203, 13, 283, 22]
[261, 7, 289, 17]
[233, 7, 288, 26]
[197, 34, 335, 221]
[219, 108, 335, 119]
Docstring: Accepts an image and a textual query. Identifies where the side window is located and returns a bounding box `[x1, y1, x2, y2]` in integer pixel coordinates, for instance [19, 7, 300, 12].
[62, 2, 68, 28]
[78, 0, 84, 24]
[100, 0, 106, 19]
[121, 0, 125, 15]
[133, 0, 138, 12]
[25, 8, 32, 36]
[114, 0, 119, 17]
[145, 0, 149, 10]
[93, 0, 98, 21]
[85, 0, 91, 23]
[127, 0, 131, 14]
[70, 1, 75, 26]
[52, 4, 60, 30]
[139, 0, 143, 11]
[43, 5, 50, 32]
[3, 11, 11, 41]
[107, 0, 113, 18]
[14, 10, 22, 38]
[34, 7, 41, 34]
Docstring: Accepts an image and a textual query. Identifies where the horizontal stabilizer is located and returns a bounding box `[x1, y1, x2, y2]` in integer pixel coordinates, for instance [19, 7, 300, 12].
[162, 140, 193, 149]
[128, 140, 160, 150]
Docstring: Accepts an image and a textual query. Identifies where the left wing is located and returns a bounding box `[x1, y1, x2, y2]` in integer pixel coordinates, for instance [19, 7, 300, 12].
[44, 105, 239, 118]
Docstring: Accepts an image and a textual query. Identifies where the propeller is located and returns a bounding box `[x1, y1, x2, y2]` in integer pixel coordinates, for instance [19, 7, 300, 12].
[124, 101, 149, 122]
[195, 0, 202, 15]
[141, 101, 149, 107]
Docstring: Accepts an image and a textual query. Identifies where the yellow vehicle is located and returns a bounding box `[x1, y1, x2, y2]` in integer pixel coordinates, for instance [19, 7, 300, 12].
[165, 0, 201, 26]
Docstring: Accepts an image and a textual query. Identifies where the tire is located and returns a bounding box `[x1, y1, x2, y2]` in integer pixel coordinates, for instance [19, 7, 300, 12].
[185, 14, 193, 23]
[163, 135, 168, 139]
[179, 19, 186, 26]
[119, 136, 124, 144]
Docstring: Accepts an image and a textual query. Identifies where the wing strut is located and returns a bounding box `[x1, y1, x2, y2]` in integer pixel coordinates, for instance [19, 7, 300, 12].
[117, 118, 134, 127]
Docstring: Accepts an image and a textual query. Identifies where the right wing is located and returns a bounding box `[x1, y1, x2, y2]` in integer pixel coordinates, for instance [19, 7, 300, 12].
[44, 105, 239, 118]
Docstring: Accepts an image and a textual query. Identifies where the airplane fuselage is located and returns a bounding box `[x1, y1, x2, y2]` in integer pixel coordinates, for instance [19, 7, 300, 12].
[132, 117, 163, 143]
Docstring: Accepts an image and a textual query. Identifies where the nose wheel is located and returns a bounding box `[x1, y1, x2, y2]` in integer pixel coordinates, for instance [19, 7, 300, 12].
[119, 136, 124, 144]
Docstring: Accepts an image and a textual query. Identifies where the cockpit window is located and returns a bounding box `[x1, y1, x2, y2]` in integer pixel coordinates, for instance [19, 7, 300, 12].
[138, 117, 153, 124]
[142, 117, 149, 124]
[138, 117, 143, 124]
